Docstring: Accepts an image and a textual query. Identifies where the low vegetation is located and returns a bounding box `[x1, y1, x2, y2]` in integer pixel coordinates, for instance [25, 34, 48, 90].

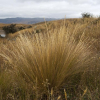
[81, 12, 93, 18]
[2, 24, 17, 34]
[1, 24, 32, 35]
[0, 17, 100, 100]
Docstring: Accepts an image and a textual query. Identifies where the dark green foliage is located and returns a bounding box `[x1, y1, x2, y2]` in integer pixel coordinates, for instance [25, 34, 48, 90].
[27, 25, 32, 28]
[18, 26, 25, 30]
[2, 24, 17, 34]
[81, 13, 93, 18]
[36, 29, 40, 33]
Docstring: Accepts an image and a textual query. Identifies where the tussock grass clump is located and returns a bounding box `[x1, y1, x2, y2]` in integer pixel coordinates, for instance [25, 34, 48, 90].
[0, 24, 95, 99]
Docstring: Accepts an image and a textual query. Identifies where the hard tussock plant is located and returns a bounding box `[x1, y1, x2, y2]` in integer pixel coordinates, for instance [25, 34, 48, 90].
[1, 24, 94, 99]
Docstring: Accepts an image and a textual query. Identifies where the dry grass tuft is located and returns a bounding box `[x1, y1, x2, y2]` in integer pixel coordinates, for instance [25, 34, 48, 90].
[0, 18, 100, 99]
[0, 23, 95, 97]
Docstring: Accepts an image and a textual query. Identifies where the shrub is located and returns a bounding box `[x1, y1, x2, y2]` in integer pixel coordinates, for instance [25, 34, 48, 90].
[81, 12, 93, 18]
[2, 24, 17, 34]
[27, 25, 32, 28]
[18, 26, 25, 30]
[36, 29, 40, 33]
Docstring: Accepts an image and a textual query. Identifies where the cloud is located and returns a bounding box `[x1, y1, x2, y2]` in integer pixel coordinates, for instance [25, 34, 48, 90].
[17, 0, 98, 4]
[18, 0, 64, 2]
[0, 0, 100, 18]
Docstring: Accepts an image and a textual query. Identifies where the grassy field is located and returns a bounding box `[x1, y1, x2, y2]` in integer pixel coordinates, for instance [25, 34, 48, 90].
[0, 18, 100, 100]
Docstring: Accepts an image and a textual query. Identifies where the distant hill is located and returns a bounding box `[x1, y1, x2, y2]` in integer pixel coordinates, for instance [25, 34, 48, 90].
[0, 17, 57, 24]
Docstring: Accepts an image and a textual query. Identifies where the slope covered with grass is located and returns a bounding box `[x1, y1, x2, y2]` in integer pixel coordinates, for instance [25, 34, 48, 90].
[0, 18, 100, 100]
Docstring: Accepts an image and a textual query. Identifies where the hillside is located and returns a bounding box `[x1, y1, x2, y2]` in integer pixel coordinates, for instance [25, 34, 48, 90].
[0, 18, 100, 99]
[0, 17, 57, 24]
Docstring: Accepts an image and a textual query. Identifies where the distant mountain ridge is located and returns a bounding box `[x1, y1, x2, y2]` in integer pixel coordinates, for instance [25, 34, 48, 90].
[0, 17, 57, 24]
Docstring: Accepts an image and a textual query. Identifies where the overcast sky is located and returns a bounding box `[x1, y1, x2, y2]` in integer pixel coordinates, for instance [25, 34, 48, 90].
[0, 0, 100, 19]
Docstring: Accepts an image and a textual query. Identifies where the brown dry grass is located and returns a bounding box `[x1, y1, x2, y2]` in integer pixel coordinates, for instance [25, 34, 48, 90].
[0, 18, 100, 99]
